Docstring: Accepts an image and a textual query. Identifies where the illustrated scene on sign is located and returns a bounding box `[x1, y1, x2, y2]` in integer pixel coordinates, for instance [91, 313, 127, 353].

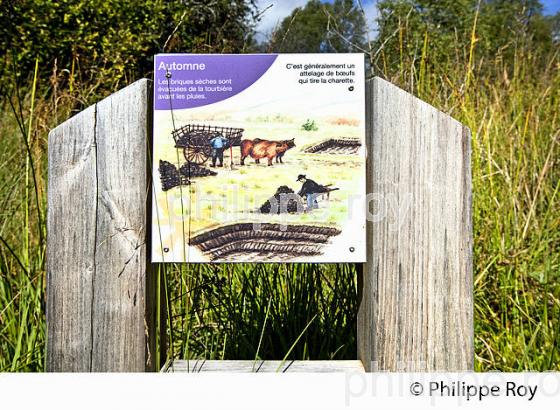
[153, 84, 366, 263]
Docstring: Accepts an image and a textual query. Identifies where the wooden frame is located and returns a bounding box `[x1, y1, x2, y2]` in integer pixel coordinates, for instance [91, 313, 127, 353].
[46, 78, 473, 372]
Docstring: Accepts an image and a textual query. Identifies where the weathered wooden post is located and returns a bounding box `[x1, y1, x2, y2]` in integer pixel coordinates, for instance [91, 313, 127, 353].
[357, 78, 473, 371]
[46, 80, 157, 371]
[46, 76, 472, 372]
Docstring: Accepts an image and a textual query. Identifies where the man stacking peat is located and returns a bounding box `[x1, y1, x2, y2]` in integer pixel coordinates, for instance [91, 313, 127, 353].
[297, 174, 338, 212]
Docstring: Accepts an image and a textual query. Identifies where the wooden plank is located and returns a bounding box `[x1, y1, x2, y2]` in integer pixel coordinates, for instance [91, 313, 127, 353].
[164, 360, 364, 373]
[46, 79, 155, 371]
[92, 80, 153, 371]
[358, 77, 473, 371]
[46, 105, 97, 372]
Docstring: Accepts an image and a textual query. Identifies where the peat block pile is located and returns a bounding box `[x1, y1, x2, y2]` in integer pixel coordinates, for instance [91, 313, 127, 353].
[159, 160, 217, 191]
[178, 162, 217, 178]
[260, 185, 304, 214]
[189, 223, 342, 261]
[304, 138, 361, 154]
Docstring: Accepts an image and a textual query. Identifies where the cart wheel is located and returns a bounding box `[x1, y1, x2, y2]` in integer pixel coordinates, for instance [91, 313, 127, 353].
[184, 147, 209, 165]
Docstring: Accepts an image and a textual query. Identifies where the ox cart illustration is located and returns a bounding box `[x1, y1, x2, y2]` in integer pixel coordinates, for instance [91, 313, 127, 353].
[172, 124, 244, 165]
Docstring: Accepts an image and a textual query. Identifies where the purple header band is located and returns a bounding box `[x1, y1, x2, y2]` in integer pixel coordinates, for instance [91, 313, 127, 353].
[154, 54, 278, 110]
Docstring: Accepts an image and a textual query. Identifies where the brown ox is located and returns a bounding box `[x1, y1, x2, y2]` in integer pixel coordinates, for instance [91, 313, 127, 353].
[240, 138, 296, 166]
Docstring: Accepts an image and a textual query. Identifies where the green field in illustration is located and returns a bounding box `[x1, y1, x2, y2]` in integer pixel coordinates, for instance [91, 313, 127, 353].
[156, 120, 363, 231]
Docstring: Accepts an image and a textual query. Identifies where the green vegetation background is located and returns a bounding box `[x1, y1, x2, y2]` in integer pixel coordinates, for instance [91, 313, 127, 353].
[0, 0, 558, 371]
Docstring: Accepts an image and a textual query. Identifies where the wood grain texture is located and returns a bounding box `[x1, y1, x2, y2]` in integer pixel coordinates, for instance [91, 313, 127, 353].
[164, 360, 364, 373]
[46, 79, 155, 372]
[358, 77, 473, 371]
[47, 105, 97, 372]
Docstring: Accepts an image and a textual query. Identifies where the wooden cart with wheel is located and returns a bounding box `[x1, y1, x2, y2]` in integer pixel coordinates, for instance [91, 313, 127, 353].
[172, 124, 244, 165]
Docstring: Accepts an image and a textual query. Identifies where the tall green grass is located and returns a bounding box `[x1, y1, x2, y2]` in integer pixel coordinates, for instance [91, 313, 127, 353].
[0, 62, 46, 371]
[0, 28, 559, 371]
[162, 263, 357, 363]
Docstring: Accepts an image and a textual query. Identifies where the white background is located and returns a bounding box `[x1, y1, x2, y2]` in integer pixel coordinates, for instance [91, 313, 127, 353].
[2, 372, 560, 410]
